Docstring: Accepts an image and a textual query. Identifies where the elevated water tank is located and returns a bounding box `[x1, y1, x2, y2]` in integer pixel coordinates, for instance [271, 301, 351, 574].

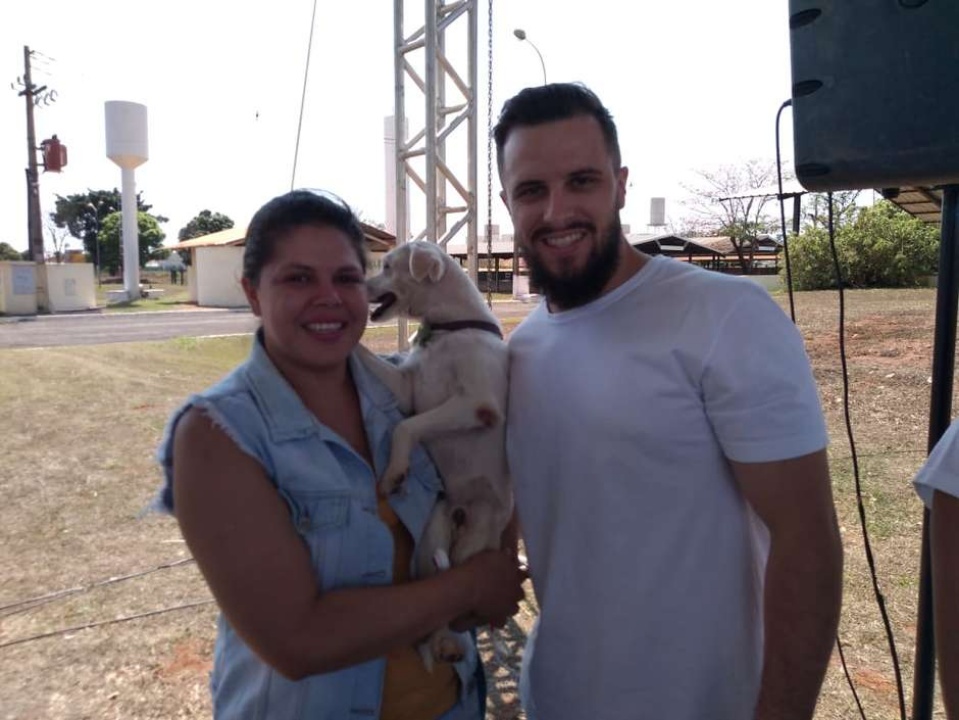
[105, 101, 148, 168]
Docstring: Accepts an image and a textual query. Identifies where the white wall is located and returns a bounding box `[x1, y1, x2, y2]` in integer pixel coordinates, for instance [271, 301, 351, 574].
[0, 262, 39, 315]
[195, 246, 247, 308]
[46, 263, 97, 312]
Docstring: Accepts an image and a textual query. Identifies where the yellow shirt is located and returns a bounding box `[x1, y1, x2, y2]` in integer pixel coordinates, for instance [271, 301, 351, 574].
[378, 496, 458, 720]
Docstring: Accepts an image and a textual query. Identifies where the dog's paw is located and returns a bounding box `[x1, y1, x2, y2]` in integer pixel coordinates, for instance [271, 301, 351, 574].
[433, 548, 451, 571]
[431, 632, 465, 665]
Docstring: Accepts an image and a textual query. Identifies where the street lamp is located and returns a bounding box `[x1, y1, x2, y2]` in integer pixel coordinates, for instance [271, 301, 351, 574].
[513, 28, 547, 85]
[86, 202, 101, 286]
[510, 28, 548, 296]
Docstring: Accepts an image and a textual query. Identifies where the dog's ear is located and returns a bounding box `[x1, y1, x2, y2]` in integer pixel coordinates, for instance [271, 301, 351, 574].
[409, 243, 446, 283]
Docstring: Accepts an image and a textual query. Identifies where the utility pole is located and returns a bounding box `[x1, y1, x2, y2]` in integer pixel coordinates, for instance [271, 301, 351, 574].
[17, 45, 49, 311]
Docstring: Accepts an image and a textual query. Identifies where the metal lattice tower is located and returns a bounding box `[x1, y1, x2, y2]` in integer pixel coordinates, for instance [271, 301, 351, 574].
[393, 0, 479, 280]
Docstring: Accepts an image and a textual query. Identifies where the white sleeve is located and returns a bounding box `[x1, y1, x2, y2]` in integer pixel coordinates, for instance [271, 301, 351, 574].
[914, 419, 959, 507]
[702, 284, 829, 464]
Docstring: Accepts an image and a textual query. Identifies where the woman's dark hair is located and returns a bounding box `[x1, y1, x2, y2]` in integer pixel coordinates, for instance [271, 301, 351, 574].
[493, 82, 621, 172]
[242, 189, 367, 284]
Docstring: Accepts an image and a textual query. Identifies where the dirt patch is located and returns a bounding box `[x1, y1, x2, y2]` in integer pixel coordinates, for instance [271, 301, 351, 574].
[155, 637, 213, 680]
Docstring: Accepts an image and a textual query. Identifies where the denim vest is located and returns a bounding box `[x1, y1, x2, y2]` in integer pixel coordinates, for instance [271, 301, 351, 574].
[155, 336, 479, 720]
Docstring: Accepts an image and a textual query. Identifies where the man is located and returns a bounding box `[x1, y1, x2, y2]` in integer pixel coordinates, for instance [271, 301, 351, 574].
[913, 423, 959, 719]
[496, 83, 843, 720]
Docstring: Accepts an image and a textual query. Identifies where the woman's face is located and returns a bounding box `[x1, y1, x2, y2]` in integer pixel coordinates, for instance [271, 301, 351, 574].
[242, 224, 368, 375]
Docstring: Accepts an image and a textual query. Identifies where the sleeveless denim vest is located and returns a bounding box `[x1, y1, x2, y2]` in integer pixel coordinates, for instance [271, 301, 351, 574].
[155, 336, 479, 720]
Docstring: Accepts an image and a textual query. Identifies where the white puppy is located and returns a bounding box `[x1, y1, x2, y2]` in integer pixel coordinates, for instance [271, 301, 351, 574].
[359, 240, 513, 668]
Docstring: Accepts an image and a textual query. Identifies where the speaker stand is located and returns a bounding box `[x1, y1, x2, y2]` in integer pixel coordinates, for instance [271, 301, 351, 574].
[914, 184, 959, 720]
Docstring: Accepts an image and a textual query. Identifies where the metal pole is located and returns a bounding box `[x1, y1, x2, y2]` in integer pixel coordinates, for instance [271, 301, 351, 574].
[792, 194, 801, 237]
[424, 0, 438, 245]
[466, 0, 478, 283]
[86, 203, 101, 286]
[913, 183, 959, 720]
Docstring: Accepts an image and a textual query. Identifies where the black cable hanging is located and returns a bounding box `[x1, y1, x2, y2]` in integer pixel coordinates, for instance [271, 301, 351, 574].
[826, 190, 908, 720]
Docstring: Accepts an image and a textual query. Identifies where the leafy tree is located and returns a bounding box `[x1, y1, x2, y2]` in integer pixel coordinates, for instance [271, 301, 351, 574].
[50, 189, 168, 274]
[782, 228, 837, 290]
[97, 211, 166, 275]
[682, 160, 783, 273]
[0, 242, 22, 261]
[785, 200, 939, 290]
[178, 210, 234, 241]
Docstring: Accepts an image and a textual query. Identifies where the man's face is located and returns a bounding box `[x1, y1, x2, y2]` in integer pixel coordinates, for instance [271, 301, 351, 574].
[499, 115, 629, 310]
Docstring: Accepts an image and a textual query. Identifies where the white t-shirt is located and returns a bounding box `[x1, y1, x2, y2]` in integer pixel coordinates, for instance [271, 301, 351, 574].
[914, 420, 959, 506]
[507, 255, 829, 720]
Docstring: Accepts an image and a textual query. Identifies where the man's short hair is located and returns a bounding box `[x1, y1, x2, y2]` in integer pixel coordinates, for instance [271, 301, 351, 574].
[493, 83, 622, 174]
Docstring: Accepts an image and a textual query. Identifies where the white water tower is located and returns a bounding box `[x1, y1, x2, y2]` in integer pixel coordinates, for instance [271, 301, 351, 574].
[649, 197, 666, 232]
[105, 101, 148, 301]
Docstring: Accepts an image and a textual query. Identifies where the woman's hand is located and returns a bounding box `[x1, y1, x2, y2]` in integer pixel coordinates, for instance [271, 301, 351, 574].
[449, 549, 528, 631]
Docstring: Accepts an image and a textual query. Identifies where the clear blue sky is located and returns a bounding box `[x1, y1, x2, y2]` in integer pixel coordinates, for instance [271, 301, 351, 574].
[1, 0, 797, 252]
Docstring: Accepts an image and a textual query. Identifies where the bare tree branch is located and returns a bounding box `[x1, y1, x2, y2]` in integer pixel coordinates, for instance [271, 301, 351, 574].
[679, 160, 786, 273]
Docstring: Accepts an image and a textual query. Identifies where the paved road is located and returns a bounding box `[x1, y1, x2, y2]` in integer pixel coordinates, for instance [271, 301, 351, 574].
[0, 309, 259, 349]
[0, 300, 539, 349]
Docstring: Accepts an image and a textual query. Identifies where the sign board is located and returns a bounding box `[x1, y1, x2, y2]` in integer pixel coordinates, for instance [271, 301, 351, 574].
[12, 266, 36, 295]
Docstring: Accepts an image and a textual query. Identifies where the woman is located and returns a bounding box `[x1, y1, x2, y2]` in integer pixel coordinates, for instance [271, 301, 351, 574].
[155, 190, 526, 719]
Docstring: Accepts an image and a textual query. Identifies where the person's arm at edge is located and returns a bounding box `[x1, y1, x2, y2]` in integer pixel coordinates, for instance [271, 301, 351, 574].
[731, 449, 844, 720]
[173, 408, 526, 681]
[932, 489, 959, 719]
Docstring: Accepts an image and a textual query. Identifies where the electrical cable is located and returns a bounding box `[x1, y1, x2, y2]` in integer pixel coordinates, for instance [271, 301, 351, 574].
[774, 101, 907, 720]
[825, 191, 908, 720]
[290, 0, 319, 190]
[0, 558, 196, 618]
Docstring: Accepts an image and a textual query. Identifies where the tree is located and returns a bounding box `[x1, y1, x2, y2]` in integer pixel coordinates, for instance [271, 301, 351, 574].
[97, 211, 167, 275]
[50, 189, 168, 275]
[785, 200, 939, 290]
[178, 210, 234, 241]
[0, 242, 22, 261]
[45, 220, 71, 263]
[682, 160, 783, 273]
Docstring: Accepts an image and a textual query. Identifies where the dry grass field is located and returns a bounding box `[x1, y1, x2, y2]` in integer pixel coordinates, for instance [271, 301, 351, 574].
[0, 287, 952, 719]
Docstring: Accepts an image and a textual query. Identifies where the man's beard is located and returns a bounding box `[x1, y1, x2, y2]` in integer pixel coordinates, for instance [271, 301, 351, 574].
[523, 215, 623, 310]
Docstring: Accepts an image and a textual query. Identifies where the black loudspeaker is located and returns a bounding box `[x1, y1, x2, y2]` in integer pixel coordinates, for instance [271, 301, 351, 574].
[789, 0, 959, 192]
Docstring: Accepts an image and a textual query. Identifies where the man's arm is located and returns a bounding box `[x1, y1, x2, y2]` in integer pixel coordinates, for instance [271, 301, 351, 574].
[730, 449, 844, 720]
[932, 489, 959, 718]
